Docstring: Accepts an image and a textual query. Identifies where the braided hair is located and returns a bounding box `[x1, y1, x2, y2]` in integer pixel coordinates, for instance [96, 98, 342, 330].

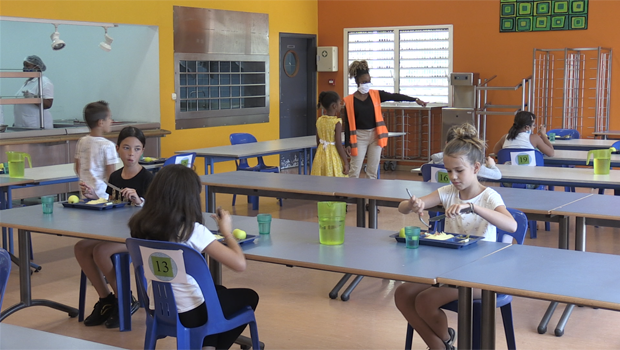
[507, 111, 535, 140]
[443, 123, 486, 166]
[348, 60, 370, 84]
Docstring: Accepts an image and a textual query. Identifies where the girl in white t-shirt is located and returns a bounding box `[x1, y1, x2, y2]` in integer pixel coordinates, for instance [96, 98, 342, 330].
[129, 165, 258, 350]
[395, 123, 517, 350]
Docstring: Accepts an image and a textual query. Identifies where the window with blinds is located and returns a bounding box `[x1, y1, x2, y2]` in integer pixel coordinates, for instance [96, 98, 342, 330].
[345, 26, 452, 103]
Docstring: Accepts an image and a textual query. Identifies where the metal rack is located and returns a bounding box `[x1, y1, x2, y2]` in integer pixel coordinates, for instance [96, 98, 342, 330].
[0, 70, 45, 129]
[532, 47, 612, 137]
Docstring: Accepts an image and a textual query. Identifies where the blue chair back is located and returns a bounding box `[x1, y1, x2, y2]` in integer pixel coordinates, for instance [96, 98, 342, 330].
[420, 164, 450, 184]
[548, 128, 580, 139]
[163, 153, 196, 168]
[0, 248, 10, 310]
[230, 133, 261, 171]
[496, 208, 528, 244]
[497, 148, 544, 167]
[612, 140, 620, 153]
[125, 238, 259, 350]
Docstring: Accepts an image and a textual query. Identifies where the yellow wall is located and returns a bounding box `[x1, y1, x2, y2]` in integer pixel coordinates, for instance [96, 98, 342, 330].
[1, 1, 318, 173]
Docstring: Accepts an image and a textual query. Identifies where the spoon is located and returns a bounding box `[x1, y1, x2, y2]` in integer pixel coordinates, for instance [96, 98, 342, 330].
[406, 188, 430, 228]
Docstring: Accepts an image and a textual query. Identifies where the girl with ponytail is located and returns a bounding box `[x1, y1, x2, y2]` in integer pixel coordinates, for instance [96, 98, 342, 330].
[395, 123, 517, 350]
[493, 111, 555, 156]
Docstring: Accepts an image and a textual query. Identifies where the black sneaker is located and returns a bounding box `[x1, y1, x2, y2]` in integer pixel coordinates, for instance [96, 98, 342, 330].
[84, 293, 116, 327]
[105, 294, 139, 329]
[444, 327, 456, 350]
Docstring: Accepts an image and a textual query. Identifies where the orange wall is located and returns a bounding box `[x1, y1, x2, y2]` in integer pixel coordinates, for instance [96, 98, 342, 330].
[318, 0, 620, 149]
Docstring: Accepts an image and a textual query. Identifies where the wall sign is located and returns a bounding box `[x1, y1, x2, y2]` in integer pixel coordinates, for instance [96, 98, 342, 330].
[500, 0, 588, 32]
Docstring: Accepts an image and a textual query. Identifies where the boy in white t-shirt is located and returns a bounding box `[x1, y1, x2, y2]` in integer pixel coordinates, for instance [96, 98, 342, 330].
[74, 101, 119, 199]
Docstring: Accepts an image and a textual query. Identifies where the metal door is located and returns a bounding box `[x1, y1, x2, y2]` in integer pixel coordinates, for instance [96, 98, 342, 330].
[279, 34, 316, 169]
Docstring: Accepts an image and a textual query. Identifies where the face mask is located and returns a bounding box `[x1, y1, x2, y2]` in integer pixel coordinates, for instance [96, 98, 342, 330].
[358, 83, 371, 94]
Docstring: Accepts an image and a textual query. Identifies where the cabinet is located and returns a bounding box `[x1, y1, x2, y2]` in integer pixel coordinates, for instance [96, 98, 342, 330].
[0, 71, 45, 128]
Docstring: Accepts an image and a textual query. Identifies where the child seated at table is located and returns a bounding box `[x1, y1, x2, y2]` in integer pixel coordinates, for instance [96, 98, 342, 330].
[128, 165, 259, 350]
[425, 124, 501, 180]
[74, 126, 153, 328]
[395, 123, 517, 350]
[493, 111, 555, 157]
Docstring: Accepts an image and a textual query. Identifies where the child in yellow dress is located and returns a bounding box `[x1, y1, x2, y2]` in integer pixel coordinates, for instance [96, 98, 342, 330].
[311, 91, 349, 177]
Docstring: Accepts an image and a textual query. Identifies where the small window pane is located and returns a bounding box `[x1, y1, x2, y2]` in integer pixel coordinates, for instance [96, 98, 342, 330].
[186, 61, 196, 72]
[210, 87, 219, 98]
[232, 98, 241, 109]
[241, 74, 265, 84]
[209, 62, 219, 72]
[241, 62, 265, 72]
[243, 97, 266, 108]
[198, 100, 208, 110]
[186, 86, 197, 98]
[210, 75, 219, 85]
[231, 62, 241, 72]
[198, 87, 209, 97]
[232, 86, 240, 97]
[231, 74, 241, 84]
[197, 61, 209, 72]
[188, 100, 198, 111]
[180, 87, 188, 99]
[220, 61, 231, 72]
[220, 74, 230, 85]
[220, 86, 230, 97]
[187, 74, 196, 85]
[242, 85, 265, 97]
[220, 99, 231, 109]
[179, 61, 187, 72]
[197, 74, 209, 85]
[210, 100, 219, 110]
[180, 74, 187, 86]
[180, 100, 187, 112]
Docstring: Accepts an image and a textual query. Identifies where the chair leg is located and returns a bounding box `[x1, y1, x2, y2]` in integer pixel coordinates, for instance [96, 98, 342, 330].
[232, 194, 237, 206]
[528, 220, 537, 239]
[405, 324, 414, 350]
[473, 303, 482, 350]
[500, 304, 517, 350]
[78, 270, 87, 322]
[545, 221, 550, 231]
[249, 196, 259, 211]
[113, 252, 132, 332]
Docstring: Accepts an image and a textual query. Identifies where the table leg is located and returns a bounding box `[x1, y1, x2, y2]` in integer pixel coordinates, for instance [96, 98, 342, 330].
[558, 216, 569, 250]
[457, 286, 473, 350]
[356, 198, 366, 228]
[368, 199, 377, 229]
[207, 186, 216, 214]
[575, 216, 586, 252]
[480, 289, 496, 349]
[0, 229, 78, 321]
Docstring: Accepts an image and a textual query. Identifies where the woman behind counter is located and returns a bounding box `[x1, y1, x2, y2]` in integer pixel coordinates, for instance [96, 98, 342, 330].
[343, 60, 427, 179]
[14, 55, 54, 129]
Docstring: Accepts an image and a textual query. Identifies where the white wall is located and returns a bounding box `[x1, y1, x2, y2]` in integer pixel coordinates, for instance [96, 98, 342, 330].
[0, 20, 160, 125]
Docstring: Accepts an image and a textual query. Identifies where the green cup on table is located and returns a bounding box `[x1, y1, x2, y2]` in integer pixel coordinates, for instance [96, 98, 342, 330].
[41, 195, 55, 214]
[405, 226, 421, 249]
[549, 133, 556, 141]
[257, 213, 272, 234]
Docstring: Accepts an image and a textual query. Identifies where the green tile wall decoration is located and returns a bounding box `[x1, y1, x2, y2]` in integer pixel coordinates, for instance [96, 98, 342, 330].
[500, 0, 588, 32]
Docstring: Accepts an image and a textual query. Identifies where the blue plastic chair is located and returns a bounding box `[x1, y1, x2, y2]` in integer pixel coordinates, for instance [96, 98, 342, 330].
[126, 238, 260, 350]
[497, 148, 547, 238]
[230, 133, 282, 210]
[420, 164, 450, 233]
[547, 128, 580, 140]
[163, 153, 196, 168]
[0, 248, 10, 310]
[78, 252, 134, 331]
[404, 208, 527, 350]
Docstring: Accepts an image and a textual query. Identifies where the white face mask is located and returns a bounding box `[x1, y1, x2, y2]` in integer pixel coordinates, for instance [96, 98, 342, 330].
[358, 83, 371, 94]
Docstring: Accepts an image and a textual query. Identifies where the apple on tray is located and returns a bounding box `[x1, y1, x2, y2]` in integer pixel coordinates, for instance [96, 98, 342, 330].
[232, 228, 247, 240]
[68, 195, 80, 204]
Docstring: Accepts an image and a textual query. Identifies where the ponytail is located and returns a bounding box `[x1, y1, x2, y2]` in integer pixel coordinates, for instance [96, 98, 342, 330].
[507, 111, 536, 140]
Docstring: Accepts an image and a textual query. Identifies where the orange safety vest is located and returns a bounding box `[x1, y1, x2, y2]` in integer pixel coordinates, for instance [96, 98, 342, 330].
[343, 90, 388, 156]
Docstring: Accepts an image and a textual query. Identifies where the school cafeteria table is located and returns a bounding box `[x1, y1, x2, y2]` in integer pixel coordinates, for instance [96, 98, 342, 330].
[496, 164, 620, 191]
[593, 130, 620, 140]
[438, 244, 620, 349]
[0, 323, 126, 349]
[551, 138, 615, 151]
[544, 150, 620, 167]
[178, 132, 407, 176]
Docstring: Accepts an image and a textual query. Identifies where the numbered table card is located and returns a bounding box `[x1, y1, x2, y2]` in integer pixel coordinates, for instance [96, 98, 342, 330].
[430, 167, 450, 183]
[510, 150, 537, 166]
[139, 246, 187, 284]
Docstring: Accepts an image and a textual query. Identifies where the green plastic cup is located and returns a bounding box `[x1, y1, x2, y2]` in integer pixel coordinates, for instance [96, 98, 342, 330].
[549, 133, 556, 141]
[405, 226, 421, 249]
[257, 214, 272, 234]
[42, 195, 55, 214]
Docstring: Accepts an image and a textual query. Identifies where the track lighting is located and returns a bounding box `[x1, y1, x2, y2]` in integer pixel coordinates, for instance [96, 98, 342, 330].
[99, 27, 113, 52]
[50, 24, 66, 51]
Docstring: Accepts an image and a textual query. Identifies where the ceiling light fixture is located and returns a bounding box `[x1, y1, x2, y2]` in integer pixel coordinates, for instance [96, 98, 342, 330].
[50, 24, 66, 51]
[99, 27, 113, 52]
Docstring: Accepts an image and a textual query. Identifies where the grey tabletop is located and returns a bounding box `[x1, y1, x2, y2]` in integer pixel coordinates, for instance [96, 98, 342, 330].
[437, 244, 620, 311]
[381, 102, 448, 110]
[550, 193, 620, 220]
[0, 176, 34, 188]
[229, 215, 510, 285]
[0, 323, 126, 349]
[551, 139, 615, 150]
[496, 164, 620, 187]
[545, 150, 620, 166]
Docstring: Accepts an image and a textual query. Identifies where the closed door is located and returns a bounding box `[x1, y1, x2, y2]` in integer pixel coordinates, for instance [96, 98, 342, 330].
[279, 34, 316, 169]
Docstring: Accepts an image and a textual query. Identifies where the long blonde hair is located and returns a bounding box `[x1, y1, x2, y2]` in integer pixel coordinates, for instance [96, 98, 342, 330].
[443, 123, 486, 165]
